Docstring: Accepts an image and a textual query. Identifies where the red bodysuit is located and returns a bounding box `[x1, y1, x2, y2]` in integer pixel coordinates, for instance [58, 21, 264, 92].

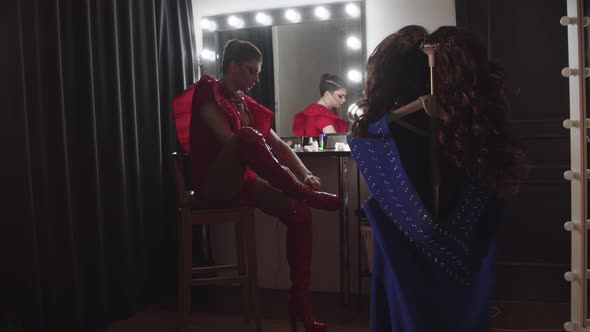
[173, 75, 273, 205]
[292, 103, 348, 137]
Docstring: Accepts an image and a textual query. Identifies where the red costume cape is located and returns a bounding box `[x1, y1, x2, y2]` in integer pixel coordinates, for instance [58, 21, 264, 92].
[292, 103, 347, 136]
[172, 75, 274, 204]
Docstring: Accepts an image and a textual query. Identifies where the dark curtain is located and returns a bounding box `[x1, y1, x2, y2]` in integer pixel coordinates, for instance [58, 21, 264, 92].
[586, 0, 590, 120]
[217, 27, 276, 118]
[1, 0, 196, 331]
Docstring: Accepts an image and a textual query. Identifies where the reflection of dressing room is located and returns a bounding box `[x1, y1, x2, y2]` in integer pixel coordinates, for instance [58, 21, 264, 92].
[4, 0, 588, 331]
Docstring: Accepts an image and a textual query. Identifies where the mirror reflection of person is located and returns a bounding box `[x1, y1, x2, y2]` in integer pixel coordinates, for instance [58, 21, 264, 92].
[292, 73, 348, 136]
[348, 26, 528, 332]
[188, 39, 338, 331]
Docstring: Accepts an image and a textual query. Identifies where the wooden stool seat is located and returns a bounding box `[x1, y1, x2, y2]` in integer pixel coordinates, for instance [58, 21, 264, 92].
[173, 153, 262, 332]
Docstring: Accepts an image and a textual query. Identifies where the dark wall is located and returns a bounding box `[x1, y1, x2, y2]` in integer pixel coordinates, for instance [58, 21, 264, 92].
[1, 0, 196, 331]
[457, 0, 571, 301]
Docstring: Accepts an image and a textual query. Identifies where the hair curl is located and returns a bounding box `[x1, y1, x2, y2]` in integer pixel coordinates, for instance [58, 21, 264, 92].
[351, 25, 429, 136]
[351, 25, 528, 194]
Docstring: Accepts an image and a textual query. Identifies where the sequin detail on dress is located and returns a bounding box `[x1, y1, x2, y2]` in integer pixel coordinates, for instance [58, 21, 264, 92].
[348, 115, 492, 284]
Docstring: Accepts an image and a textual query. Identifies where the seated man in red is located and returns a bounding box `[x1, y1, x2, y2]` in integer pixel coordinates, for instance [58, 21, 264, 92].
[173, 39, 339, 332]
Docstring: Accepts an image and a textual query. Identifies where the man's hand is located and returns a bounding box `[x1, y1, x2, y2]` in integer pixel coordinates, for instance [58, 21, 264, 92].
[302, 174, 321, 190]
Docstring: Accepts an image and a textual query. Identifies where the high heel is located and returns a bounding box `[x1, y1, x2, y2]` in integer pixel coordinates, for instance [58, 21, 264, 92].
[281, 201, 328, 332]
[288, 296, 328, 332]
[236, 127, 340, 211]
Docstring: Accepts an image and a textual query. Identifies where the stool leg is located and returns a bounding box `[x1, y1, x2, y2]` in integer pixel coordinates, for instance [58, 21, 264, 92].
[178, 209, 192, 331]
[235, 221, 250, 323]
[244, 210, 262, 332]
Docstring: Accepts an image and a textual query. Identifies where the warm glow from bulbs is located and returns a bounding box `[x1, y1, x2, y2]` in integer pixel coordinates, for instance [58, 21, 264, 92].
[200, 18, 217, 31]
[227, 15, 244, 28]
[256, 12, 272, 25]
[345, 3, 360, 18]
[347, 69, 362, 82]
[314, 6, 330, 20]
[202, 49, 216, 62]
[346, 36, 361, 50]
[285, 9, 301, 22]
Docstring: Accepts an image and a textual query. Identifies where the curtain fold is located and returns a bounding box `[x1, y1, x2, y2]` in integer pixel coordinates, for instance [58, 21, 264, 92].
[1, 0, 196, 330]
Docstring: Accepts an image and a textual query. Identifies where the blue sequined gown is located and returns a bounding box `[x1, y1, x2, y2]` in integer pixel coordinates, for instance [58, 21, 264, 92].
[348, 114, 504, 332]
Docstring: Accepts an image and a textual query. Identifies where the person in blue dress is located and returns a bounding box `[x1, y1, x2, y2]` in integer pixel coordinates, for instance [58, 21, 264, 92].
[348, 25, 528, 331]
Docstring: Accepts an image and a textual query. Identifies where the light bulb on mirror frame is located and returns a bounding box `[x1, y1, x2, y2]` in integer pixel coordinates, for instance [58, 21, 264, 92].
[315, 6, 331, 20]
[347, 69, 362, 83]
[346, 36, 362, 50]
[227, 15, 244, 28]
[201, 49, 216, 62]
[285, 9, 301, 22]
[200, 18, 217, 31]
[345, 3, 360, 18]
[256, 12, 272, 25]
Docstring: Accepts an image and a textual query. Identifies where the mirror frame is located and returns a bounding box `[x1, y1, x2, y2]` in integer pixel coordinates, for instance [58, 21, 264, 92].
[199, 2, 366, 132]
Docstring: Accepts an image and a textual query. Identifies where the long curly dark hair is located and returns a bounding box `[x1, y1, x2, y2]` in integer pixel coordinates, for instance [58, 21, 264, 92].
[351, 25, 429, 134]
[351, 25, 528, 194]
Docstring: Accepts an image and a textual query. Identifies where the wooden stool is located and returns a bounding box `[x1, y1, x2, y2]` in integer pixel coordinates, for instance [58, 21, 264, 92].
[172, 153, 262, 332]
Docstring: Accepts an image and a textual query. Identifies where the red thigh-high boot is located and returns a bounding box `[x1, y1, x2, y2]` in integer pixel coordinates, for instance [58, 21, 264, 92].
[281, 200, 327, 332]
[236, 127, 340, 211]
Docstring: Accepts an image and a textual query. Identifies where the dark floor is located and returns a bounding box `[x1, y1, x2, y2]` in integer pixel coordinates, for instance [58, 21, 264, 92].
[103, 287, 569, 332]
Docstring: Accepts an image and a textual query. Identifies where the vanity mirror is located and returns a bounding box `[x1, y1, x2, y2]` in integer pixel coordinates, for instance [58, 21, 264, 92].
[200, 2, 365, 136]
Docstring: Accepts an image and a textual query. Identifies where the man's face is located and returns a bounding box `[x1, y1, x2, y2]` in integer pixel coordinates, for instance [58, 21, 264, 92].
[234, 59, 261, 92]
